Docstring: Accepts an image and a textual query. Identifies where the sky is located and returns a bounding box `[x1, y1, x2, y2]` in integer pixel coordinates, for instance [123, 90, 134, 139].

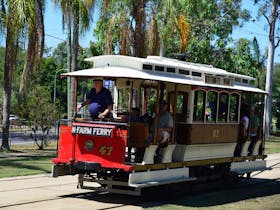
[2, 0, 279, 63]
[45, 1, 96, 49]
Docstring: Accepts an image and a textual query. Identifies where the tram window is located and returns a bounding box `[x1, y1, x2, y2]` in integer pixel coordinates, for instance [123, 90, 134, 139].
[229, 93, 239, 122]
[218, 93, 229, 122]
[206, 91, 217, 122]
[117, 89, 130, 113]
[224, 78, 232, 86]
[143, 64, 153, 71]
[179, 69, 190, 75]
[235, 78, 241, 82]
[192, 72, 202, 77]
[176, 95, 184, 113]
[242, 79, 249, 84]
[155, 66, 164, 72]
[193, 90, 206, 122]
[167, 67, 176, 73]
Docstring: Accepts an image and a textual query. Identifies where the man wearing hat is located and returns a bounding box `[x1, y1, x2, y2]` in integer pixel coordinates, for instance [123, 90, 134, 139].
[78, 79, 113, 119]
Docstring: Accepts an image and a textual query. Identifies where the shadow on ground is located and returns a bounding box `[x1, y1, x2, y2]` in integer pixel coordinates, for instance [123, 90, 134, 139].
[60, 178, 280, 209]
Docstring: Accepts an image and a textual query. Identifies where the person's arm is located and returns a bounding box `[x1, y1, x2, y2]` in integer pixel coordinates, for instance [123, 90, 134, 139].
[77, 99, 90, 111]
[98, 89, 113, 119]
[98, 104, 112, 119]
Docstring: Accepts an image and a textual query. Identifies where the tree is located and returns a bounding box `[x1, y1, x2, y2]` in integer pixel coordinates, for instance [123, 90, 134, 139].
[53, 0, 95, 119]
[252, 37, 266, 89]
[19, 0, 45, 96]
[272, 64, 280, 131]
[147, 10, 160, 55]
[28, 85, 57, 150]
[131, 0, 147, 57]
[1, 0, 36, 151]
[94, 0, 147, 57]
[254, 0, 280, 137]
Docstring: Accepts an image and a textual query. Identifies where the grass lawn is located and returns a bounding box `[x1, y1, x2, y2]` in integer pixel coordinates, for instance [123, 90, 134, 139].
[265, 135, 280, 154]
[0, 142, 57, 178]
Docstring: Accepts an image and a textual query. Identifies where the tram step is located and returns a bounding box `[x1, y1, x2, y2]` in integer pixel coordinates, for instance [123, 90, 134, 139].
[128, 167, 196, 188]
[230, 160, 268, 174]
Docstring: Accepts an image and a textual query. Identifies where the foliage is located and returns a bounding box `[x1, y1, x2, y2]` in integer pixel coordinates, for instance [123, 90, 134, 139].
[27, 85, 57, 150]
[272, 64, 280, 130]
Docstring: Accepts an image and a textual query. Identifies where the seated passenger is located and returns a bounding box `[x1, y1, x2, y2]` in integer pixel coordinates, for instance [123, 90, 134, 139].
[156, 100, 173, 145]
[131, 107, 141, 122]
[140, 113, 152, 127]
[153, 100, 173, 163]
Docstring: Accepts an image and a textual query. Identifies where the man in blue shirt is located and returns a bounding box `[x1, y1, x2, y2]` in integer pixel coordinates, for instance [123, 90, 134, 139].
[78, 79, 113, 119]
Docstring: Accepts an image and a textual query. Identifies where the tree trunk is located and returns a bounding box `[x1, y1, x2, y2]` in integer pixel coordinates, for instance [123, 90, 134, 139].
[67, 7, 72, 119]
[71, 14, 79, 116]
[147, 11, 160, 55]
[19, 27, 37, 95]
[265, 0, 277, 138]
[37, 0, 45, 68]
[132, 0, 146, 58]
[1, 16, 18, 151]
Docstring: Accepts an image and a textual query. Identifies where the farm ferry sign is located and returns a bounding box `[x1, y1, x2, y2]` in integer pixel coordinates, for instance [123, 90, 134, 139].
[72, 125, 113, 137]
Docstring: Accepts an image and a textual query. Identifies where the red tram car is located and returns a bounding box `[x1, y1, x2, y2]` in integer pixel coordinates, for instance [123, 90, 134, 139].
[52, 55, 267, 195]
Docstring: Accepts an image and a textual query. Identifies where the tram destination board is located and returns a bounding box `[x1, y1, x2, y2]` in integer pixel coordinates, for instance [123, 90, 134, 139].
[71, 125, 113, 137]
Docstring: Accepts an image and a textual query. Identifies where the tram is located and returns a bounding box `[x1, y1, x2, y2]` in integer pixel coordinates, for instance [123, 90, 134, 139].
[52, 55, 267, 195]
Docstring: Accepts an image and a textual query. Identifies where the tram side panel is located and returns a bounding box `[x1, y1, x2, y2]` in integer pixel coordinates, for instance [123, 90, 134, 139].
[175, 123, 238, 144]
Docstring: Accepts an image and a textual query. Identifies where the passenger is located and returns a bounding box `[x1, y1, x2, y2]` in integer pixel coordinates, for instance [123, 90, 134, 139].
[240, 107, 249, 139]
[131, 107, 141, 122]
[140, 113, 152, 127]
[206, 101, 216, 122]
[153, 100, 173, 163]
[235, 105, 250, 156]
[78, 79, 113, 119]
[250, 106, 259, 140]
[156, 100, 173, 145]
[248, 106, 260, 155]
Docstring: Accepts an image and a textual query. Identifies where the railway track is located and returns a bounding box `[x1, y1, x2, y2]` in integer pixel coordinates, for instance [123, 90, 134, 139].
[0, 154, 279, 210]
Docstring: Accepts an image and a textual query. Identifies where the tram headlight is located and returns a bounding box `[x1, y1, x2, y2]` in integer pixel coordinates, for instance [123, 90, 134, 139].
[84, 139, 94, 151]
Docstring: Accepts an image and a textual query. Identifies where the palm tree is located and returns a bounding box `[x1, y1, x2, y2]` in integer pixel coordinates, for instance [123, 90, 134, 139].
[1, 0, 36, 151]
[19, 0, 45, 96]
[131, 0, 147, 57]
[53, 0, 95, 118]
[147, 10, 160, 55]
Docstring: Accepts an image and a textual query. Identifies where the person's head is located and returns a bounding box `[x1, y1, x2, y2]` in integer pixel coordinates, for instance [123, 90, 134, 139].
[160, 100, 168, 113]
[131, 107, 140, 117]
[93, 79, 103, 92]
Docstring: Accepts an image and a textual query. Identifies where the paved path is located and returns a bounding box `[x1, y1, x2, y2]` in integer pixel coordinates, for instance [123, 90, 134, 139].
[0, 154, 279, 210]
[0, 175, 142, 210]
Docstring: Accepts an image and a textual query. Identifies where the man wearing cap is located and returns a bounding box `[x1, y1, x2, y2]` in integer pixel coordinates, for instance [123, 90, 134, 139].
[78, 79, 113, 119]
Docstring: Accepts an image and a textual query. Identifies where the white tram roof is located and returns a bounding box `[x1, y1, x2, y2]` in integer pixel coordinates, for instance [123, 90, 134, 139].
[61, 55, 266, 94]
